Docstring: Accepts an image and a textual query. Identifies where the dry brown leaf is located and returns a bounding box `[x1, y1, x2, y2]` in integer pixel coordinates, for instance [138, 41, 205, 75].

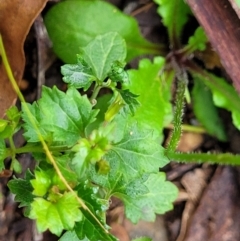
[0, 0, 48, 117]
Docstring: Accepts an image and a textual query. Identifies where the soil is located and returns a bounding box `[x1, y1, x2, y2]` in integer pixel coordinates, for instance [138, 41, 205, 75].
[1, 1, 240, 241]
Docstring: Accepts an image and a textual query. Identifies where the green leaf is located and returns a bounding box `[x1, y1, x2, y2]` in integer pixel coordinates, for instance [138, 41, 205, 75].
[106, 122, 169, 183]
[190, 69, 240, 131]
[29, 192, 82, 236]
[22, 86, 98, 145]
[89, 121, 169, 188]
[154, 0, 191, 45]
[0, 119, 8, 132]
[118, 89, 140, 115]
[81, 32, 126, 81]
[30, 169, 53, 196]
[44, 0, 162, 63]
[89, 168, 177, 223]
[0, 139, 6, 170]
[186, 27, 208, 53]
[8, 170, 35, 207]
[12, 158, 22, 173]
[56, 155, 78, 185]
[132, 237, 152, 241]
[108, 61, 129, 84]
[61, 57, 95, 90]
[125, 57, 174, 140]
[117, 173, 178, 223]
[6, 106, 21, 123]
[75, 182, 117, 241]
[192, 77, 227, 141]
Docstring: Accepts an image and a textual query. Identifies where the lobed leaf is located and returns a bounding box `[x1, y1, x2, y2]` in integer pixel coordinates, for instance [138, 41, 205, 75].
[125, 57, 174, 140]
[22, 86, 98, 146]
[29, 192, 82, 236]
[117, 173, 178, 223]
[44, 0, 161, 63]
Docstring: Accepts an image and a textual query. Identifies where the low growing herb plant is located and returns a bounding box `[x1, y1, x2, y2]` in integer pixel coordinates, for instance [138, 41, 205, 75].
[0, 32, 178, 240]
[2, 0, 240, 240]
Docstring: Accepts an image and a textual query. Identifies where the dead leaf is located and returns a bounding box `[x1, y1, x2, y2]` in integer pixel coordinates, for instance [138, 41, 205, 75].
[177, 132, 204, 152]
[0, 0, 48, 117]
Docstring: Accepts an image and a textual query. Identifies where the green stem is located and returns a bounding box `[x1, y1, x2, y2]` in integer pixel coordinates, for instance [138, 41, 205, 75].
[7, 143, 71, 156]
[90, 83, 102, 104]
[167, 151, 240, 165]
[166, 123, 206, 134]
[166, 66, 188, 152]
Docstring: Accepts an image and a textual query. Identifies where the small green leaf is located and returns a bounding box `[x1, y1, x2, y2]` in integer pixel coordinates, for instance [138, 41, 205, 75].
[6, 106, 21, 122]
[125, 57, 174, 140]
[190, 69, 240, 131]
[61, 58, 95, 91]
[8, 170, 35, 207]
[0, 139, 6, 170]
[22, 86, 98, 145]
[108, 61, 129, 84]
[192, 77, 227, 141]
[44, 0, 162, 63]
[81, 32, 126, 81]
[186, 27, 208, 53]
[29, 192, 82, 236]
[12, 158, 22, 173]
[153, 0, 191, 45]
[30, 169, 53, 196]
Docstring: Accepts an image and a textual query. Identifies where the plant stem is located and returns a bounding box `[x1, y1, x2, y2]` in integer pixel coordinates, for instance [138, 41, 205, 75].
[166, 66, 188, 153]
[166, 123, 206, 134]
[167, 151, 240, 165]
[90, 83, 102, 104]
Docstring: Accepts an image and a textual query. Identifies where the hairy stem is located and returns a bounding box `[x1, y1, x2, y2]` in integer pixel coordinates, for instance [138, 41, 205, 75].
[166, 67, 188, 153]
[167, 151, 240, 165]
[166, 123, 206, 134]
